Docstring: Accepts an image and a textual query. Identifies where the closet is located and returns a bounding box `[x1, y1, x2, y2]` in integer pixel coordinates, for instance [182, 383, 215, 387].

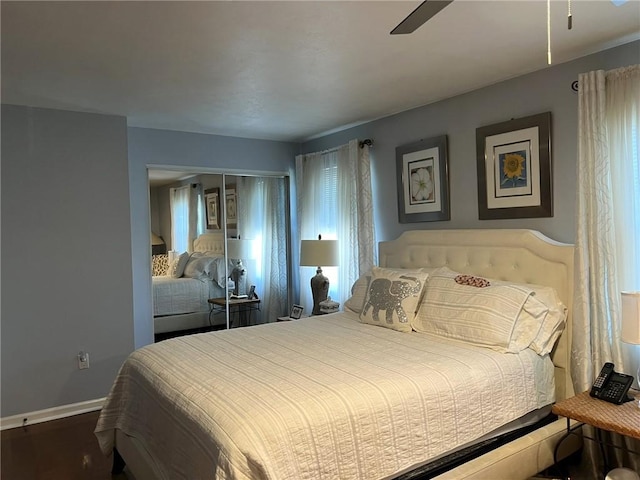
[149, 170, 292, 335]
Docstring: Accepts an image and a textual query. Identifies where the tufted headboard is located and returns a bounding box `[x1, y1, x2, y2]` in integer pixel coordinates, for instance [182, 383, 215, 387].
[379, 229, 574, 401]
[193, 233, 225, 255]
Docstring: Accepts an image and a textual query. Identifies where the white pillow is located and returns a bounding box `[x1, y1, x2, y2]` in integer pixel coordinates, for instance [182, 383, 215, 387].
[414, 267, 567, 354]
[345, 267, 435, 314]
[358, 267, 429, 333]
[525, 285, 567, 355]
[168, 252, 190, 278]
[344, 272, 373, 314]
[183, 254, 219, 280]
[413, 267, 535, 352]
[487, 281, 566, 354]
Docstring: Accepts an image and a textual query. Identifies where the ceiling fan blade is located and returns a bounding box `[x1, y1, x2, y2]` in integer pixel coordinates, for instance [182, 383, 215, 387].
[390, 0, 453, 35]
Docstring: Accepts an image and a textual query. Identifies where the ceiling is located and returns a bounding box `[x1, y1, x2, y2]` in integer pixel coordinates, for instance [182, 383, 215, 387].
[2, 1, 639, 144]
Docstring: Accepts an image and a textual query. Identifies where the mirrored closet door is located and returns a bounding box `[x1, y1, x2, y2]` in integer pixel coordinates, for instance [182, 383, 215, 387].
[149, 170, 291, 337]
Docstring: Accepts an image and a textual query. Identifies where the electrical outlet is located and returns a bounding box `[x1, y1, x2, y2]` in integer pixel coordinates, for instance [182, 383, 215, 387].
[78, 351, 90, 370]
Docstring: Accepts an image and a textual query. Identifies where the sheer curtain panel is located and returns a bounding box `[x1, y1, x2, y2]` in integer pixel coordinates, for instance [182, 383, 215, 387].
[237, 176, 289, 322]
[574, 64, 640, 477]
[170, 183, 203, 254]
[296, 139, 375, 312]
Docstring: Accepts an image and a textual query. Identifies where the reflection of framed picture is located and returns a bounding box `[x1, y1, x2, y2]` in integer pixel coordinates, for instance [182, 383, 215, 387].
[225, 184, 237, 229]
[476, 112, 552, 220]
[204, 188, 220, 229]
[290, 304, 304, 320]
[396, 135, 450, 223]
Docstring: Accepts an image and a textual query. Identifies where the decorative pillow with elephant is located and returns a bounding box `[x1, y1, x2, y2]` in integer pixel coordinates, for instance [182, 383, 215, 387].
[358, 267, 430, 332]
[345, 267, 436, 315]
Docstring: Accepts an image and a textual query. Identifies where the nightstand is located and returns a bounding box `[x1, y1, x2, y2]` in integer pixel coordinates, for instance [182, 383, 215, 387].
[208, 297, 260, 327]
[552, 390, 640, 474]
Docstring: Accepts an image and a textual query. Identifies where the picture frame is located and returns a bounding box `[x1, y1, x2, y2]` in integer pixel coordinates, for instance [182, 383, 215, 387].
[204, 187, 221, 229]
[289, 304, 304, 320]
[396, 135, 450, 223]
[225, 184, 237, 229]
[476, 112, 552, 220]
[248, 285, 256, 300]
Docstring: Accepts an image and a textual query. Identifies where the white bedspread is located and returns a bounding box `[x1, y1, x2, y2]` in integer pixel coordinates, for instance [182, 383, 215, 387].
[95, 312, 555, 480]
[152, 276, 212, 316]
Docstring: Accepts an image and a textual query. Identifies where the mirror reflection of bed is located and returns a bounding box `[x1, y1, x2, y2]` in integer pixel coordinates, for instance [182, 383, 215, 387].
[149, 170, 291, 340]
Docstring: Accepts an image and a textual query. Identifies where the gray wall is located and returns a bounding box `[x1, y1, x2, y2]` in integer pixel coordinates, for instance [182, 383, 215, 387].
[1, 41, 636, 419]
[1, 105, 134, 417]
[302, 40, 640, 245]
[127, 127, 299, 347]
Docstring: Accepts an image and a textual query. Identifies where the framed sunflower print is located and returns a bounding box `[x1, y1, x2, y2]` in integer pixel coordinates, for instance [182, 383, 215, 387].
[396, 135, 450, 223]
[476, 112, 552, 220]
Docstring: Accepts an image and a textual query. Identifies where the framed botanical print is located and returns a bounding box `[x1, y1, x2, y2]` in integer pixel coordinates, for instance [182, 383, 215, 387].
[225, 184, 237, 229]
[396, 135, 450, 223]
[204, 187, 220, 229]
[476, 112, 552, 219]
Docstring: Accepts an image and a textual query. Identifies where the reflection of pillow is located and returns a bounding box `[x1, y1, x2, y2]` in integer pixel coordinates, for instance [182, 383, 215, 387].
[183, 254, 218, 280]
[345, 267, 435, 314]
[413, 267, 535, 352]
[358, 267, 429, 332]
[152, 254, 169, 276]
[169, 252, 190, 278]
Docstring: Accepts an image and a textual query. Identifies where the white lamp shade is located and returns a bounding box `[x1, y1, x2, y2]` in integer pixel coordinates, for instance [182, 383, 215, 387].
[300, 239, 338, 267]
[621, 291, 640, 345]
[227, 239, 251, 260]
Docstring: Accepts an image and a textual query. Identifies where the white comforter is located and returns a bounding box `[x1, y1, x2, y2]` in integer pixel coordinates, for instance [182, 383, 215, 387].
[95, 312, 555, 480]
[152, 276, 212, 316]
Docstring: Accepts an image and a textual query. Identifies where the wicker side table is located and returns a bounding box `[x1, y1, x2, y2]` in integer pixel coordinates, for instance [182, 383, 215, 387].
[551, 390, 640, 475]
[552, 390, 640, 440]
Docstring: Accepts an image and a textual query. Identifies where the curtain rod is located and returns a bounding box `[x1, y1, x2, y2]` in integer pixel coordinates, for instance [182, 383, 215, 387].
[312, 138, 374, 156]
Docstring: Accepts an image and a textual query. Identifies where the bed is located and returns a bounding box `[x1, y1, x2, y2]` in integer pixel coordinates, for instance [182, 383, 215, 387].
[97, 229, 580, 479]
[153, 233, 232, 334]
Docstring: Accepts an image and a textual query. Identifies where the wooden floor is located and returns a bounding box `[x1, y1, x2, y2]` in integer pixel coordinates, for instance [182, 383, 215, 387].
[0, 408, 586, 480]
[1, 410, 128, 480]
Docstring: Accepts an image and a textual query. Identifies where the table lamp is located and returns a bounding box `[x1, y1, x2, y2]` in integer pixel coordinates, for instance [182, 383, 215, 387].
[300, 235, 338, 315]
[151, 232, 167, 255]
[227, 238, 251, 296]
[621, 291, 640, 385]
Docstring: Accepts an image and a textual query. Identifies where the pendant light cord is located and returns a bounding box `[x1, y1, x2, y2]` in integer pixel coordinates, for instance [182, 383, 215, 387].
[547, 0, 552, 65]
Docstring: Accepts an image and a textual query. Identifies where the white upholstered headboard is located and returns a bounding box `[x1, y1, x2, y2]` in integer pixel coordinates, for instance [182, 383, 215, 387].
[193, 233, 225, 255]
[379, 229, 574, 401]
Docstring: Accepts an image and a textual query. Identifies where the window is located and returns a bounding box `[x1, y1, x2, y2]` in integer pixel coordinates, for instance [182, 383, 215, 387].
[170, 184, 204, 254]
[296, 140, 375, 310]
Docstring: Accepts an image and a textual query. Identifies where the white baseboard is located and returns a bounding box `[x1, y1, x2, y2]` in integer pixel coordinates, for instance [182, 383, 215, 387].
[1, 397, 105, 431]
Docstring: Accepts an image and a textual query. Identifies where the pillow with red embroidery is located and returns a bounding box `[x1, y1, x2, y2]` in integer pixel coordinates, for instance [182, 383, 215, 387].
[413, 267, 566, 354]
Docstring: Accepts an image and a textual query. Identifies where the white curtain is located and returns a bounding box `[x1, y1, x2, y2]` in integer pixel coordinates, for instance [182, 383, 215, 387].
[296, 139, 376, 312]
[237, 176, 289, 322]
[574, 64, 639, 476]
[170, 183, 203, 253]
